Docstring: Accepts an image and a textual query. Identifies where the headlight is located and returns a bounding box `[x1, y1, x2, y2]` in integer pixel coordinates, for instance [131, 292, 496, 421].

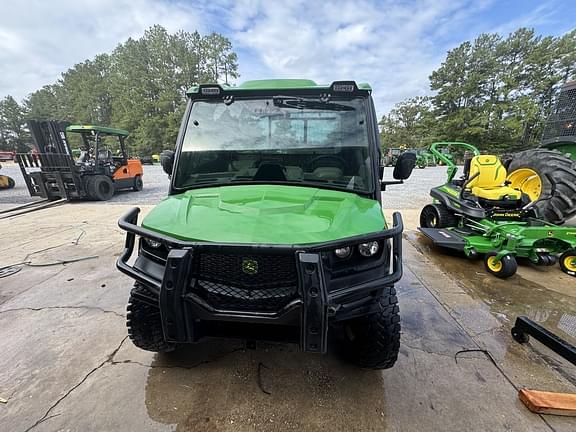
[334, 246, 352, 259]
[358, 241, 379, 257]
[144, 238, 162, 249]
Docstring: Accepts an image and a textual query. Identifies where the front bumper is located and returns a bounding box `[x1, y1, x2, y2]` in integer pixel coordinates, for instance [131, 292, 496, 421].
[116, 207, 404, 353]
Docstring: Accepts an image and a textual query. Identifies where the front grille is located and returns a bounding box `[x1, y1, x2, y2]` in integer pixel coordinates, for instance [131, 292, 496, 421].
[193, 252, 298, 311]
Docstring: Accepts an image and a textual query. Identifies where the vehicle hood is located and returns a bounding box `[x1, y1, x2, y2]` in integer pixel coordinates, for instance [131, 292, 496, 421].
[142, 185, 385, 244]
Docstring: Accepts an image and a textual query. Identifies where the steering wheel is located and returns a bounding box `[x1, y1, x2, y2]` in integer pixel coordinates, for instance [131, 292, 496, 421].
[306, 155, 348, 172]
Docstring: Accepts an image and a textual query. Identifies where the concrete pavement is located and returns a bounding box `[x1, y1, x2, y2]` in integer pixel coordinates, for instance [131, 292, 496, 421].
[0, 203, 575, 431]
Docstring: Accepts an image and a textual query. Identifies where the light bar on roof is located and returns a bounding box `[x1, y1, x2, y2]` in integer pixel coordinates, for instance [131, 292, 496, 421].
[330, 81, 357, 92]
[201, 87, 221, 96]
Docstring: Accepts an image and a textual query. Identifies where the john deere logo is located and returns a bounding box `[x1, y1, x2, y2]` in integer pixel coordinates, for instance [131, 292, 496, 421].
[242, 258, 258, 275]
[548, 231, 554, 237]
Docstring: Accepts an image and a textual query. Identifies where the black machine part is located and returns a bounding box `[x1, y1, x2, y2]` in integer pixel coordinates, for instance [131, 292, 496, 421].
[16, 120, 82, 200]
[512, 316, 576, 366]
[418, 227, 466, 251]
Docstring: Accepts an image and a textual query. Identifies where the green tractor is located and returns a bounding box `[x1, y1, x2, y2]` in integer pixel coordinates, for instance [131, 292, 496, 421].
[116, 79, 416, 369]
[505, 80, 576, 225]
[419, 142, 576, 278]
[415, 148, 436, 169]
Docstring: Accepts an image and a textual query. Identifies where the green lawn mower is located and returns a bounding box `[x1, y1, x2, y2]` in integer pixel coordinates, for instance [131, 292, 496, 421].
[418, 142, 576, 278]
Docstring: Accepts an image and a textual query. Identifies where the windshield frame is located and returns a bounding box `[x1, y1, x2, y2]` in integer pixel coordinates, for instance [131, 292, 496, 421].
[169, 90, 381, 199]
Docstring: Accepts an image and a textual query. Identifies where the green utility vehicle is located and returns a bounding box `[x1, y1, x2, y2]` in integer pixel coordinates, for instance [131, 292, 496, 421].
[505, 80, 576, 224]
[419, 142, 576, 278]
[117, 79, 416, 369]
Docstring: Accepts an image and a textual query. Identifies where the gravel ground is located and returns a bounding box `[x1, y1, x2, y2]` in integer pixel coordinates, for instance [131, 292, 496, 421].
[0, 162, 169, 205]
[0, 160, 450, 208]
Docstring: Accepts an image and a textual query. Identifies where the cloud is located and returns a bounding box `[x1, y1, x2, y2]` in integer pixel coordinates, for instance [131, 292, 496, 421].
[223, 0, 495, 115]
[0, 0, 202, 101]
[1, 0, 572, 118]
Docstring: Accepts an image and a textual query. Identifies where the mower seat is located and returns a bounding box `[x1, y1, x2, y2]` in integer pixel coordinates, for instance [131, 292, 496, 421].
[467, 155, 522, 201]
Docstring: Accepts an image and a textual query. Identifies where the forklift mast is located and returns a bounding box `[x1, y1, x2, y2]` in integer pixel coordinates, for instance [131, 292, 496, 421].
[28, 120, 73, 156]
[16, 120, 83, 200]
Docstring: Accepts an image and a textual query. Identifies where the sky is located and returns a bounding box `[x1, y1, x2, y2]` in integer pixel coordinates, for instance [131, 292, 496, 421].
[0, 0, 574, 116]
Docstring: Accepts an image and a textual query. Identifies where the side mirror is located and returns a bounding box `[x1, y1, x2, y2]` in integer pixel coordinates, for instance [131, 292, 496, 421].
[160, 150, 174, 176]
[393, 151, 416, 180]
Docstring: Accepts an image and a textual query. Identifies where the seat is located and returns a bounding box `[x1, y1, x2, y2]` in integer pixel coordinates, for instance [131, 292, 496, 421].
[97, 147, 113, 162]
[467, 155, 522, 201]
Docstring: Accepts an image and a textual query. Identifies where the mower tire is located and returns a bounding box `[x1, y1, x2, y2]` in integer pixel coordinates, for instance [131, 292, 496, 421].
[127, 283, 176, 352]
[535, 253, 557, 266]
[340, 287, 400, 369]
[559, 250, 576, 277]
[133, 175, 143, 192]
[507, 149, 576, 224]
[420, 203, 457, 228]
[87, 175, 114, 201]
[484, 253, 517, 278]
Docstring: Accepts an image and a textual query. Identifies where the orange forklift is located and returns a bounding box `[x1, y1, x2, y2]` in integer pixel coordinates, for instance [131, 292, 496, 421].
[16, 120, 143, 201]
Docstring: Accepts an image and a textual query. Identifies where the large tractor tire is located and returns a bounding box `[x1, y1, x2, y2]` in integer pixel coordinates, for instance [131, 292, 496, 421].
[506, 149, 576, 224]
[86, 175, 115, 201]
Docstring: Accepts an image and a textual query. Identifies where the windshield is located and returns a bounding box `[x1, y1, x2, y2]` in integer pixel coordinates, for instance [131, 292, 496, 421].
[173, 96, 374, 193]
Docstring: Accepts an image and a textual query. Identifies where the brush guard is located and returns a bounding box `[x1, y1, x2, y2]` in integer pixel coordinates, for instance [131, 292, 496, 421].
[117, 207, 404, 353]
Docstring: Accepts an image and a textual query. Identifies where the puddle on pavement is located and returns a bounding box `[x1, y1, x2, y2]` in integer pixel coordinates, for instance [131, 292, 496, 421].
[408, 232, 576, 346]
[144, 339, 388, 431]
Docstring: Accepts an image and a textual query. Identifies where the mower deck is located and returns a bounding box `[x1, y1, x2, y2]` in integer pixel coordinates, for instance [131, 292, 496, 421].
[418, 227, 466, 251]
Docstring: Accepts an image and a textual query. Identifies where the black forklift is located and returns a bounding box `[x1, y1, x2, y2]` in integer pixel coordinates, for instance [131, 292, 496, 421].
[16, 120, 143, 201]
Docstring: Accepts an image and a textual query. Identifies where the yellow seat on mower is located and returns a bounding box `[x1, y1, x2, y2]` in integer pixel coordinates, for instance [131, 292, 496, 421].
[467, 155, 522, 201]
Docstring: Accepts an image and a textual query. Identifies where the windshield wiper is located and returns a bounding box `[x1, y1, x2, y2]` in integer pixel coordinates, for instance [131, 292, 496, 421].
[272, 97, 354, 111]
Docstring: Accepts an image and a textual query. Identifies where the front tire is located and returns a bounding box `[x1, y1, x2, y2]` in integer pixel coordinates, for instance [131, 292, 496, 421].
[420, 203, 457, 228]
[559, 250, 576, 277]
[86, 175, 114, 201]
[127, 283, 175, 352]
[341, 287, 401, 369]
[484, 253, 517, 278]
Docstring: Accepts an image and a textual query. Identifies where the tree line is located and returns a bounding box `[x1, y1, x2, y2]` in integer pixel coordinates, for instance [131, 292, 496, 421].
[0, 25, 238, 155]
[379, 28, 576, 153]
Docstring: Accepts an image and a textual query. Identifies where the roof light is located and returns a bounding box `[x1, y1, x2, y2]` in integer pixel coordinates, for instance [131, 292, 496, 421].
[201, 87, 221, 95]
[330, 81, 357, 92]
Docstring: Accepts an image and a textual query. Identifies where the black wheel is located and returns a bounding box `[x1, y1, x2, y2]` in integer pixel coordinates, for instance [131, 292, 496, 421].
[420, 203, 457, 228]
[7, 177, 15, 188]
[507, 149, 576, 224]
[127, 283, 176, 352]
[132, 175, 143, 191]
[559, 250, 576, 277]
[86, 175, 114, 201]
[484, 253, 517, 278]
[536, 253, 556, 266]
[340, 287, 400, 369]
[511, 327, 529, 344]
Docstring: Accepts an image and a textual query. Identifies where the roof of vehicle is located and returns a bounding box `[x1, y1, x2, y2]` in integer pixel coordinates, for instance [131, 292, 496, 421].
[66, 125, 129, 137]
[186, 79, 372, 95]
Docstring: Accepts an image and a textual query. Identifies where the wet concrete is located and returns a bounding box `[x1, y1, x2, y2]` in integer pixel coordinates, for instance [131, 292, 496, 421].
[0, 204, 575, 431]
[409, 232, 576, 344]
